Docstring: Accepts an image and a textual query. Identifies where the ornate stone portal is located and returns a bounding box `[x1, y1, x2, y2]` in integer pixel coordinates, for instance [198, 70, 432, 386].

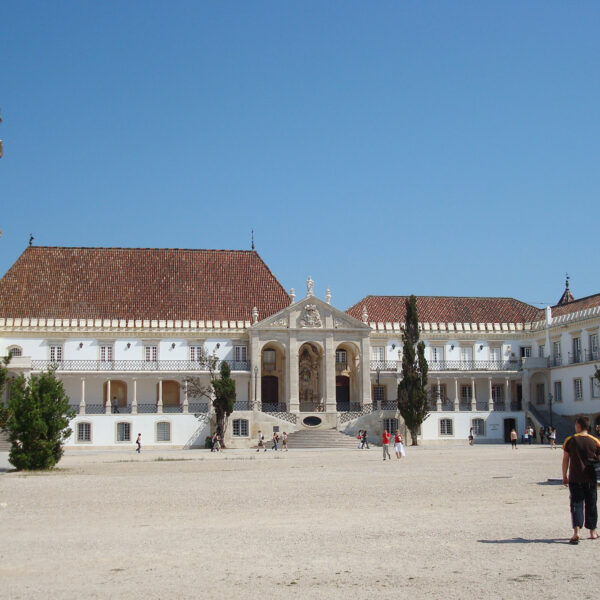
[299, 343, 321, 412]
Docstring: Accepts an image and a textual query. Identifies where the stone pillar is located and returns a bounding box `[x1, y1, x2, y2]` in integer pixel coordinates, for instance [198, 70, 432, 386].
[131, 379, 137, 414]
[505, 378, 511, 409]
[105, 379, 111, 414]
[360, 337, 372, 407]
[521, 371, 529, 409]
[251, 339, 261, 411]
[324, 334, 336, 413]
[454, 378, 459, 411]
[157, 379, 163, 414]
[80, 378, 86, 414]
[471, 378, 476, 411]
[288, 338, 299, 413]
[488, 377, 494, 411]
[436, 378, 442, 411]
[183, 380, 188, 414]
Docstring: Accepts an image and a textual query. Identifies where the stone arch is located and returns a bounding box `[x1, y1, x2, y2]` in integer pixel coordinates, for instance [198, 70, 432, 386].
[261, 341, 286, 408]
[335, 342, 360, 409]
[159, 380, 181, 407]
[104, 380, 127, 409]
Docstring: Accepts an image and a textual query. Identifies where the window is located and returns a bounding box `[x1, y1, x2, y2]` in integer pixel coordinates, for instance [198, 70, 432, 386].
[538, 344, 545, 358]
[77, 422, 91, 442]
[591, 377, 600, 399]
[492, 384, 504, 403]
[574, 378, 583, 401]
[50, 345, 63, 362]
[335, 349, 347, 363]
[371, 346, 385, 362]
[156, 421, 171, 442]
[431, 347, 444, 363]
[440, 418, 453, 436]
[535, 383, 545, 405]
[234, 345, 247, 363]
[263, 349, 276, 364]
[590, 333, 599, 358]
[8, 346, 22, 357]
[460, 385, 473, 402]
[100, 345, 113, 362]
[554, 381, 562, 403]
[489, 347, 501, 362]
[116, 422, 131, 442]
[553, 341, 561, 359]
[520, 346, 532, 358]
[373, 385, 386, 403]
[383, 418, 398, 433]
[434, 383, 447, 401]
[460, 347, 473, 362]
[573, 337, 581, 362]
[472, 418, 485, 436]
[232, 419, 249, 437]
[189, 345, 205, 362]
[145, 345, 157, 362]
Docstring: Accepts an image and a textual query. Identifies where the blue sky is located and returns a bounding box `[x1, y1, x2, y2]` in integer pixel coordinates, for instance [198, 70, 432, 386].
[1, 1, 599, 310]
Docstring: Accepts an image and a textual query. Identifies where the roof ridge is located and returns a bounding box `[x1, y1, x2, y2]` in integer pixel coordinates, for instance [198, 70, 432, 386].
[26, 246, 256, 252]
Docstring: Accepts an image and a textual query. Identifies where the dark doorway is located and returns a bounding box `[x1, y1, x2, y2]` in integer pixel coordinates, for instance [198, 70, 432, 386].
[516, 384, 523, 411]
[261, 376, 278, 405]
[504, 418, 516, 443]
[336, 375, 350, 409]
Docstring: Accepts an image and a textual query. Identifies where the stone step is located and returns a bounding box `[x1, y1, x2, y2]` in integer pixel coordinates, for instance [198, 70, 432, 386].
[284, 428, 359, 449]
[0, 430, 10, 451]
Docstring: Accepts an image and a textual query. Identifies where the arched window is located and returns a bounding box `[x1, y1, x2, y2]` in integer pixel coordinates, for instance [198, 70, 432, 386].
[116, 422, 131, 442]
[232, 419, 249, 437]
[156, 421, 171, 442]
[8, 346, 23, 357]
[77, 422, 92, 443]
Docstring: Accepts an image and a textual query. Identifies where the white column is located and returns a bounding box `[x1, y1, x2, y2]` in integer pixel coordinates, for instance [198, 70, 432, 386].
[288, 338, 299, 413]
[183, 380, 188, 413]
[131, 379, 137, 414]
[251, 339, 261, 411]
[324, 335, 336, 413]
[488, 377, 494, 411]
[360, 337, 372, 407]
[505, 378, 511, 410]
[436, 378, 442, 411]
[453, 378, 459, 411]
[79, 378, 86, 414]
[105, 379, 111, 414]
[157, 379, 163, 414]
[471, 378, 476, 411]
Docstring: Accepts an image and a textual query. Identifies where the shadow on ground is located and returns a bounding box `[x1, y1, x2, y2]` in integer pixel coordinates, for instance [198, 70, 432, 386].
[478, 538, 569, 545]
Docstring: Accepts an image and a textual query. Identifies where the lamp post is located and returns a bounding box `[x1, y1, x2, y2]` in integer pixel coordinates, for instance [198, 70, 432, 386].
[376, 367, 380, 410]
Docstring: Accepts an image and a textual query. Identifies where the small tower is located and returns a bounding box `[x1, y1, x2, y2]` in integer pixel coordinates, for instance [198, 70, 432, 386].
[325, 288, 331, 304]
[362, 305, 368, 324]
[557, 274, 574, 305]
[252, 306, 259, 325]
[289, 288, 296, 304]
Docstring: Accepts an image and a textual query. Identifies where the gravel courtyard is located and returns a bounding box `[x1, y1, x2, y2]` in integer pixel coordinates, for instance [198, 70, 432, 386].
[0, 443, 597, 599]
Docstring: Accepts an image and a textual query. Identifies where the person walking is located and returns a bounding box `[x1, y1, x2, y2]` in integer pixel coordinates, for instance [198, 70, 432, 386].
[213, 433, 221, 452]
[112, 396, 120, 414]
[361, 430, 370, 449]
[468, 427, 474, 446]
[523, 427, 529, 445]
[528, 426, 534, 445]
[211, 432, 218, 452]
[272, 432, 279, 451]
[549, 427, 557, 449]
[257, 430, 266, 452]
[382, 429, 391, 461]
[282, 432, 288, 451]
[562, 416, 600, 544]
[135, 433, 142, 454]
[510, 428, 518, 449]
[394, 430, 405, 460]
[357, 430, 363, 449]
[539, 426, 545, 445]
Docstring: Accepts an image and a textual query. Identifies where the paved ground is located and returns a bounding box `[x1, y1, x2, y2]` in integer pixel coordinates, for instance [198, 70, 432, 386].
[0, 443, 597, 599]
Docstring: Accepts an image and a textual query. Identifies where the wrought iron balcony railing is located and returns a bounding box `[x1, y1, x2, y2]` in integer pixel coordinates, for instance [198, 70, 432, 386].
[568, 352, 582, 365]
[549, 355, 562, 367]
[428, 360, 520, 372]
[30, 359, 250, 372]
[586, 349, 600, 362]
[370, 360, 399, 372]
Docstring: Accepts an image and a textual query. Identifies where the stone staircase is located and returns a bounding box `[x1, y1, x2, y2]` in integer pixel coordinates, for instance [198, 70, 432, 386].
[0, 430, 10, 452]
[285, 428, 359, 449]
[527, 403, 574, 444]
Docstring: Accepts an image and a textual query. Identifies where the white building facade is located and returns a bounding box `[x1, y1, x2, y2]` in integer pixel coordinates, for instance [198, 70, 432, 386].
[1, 247, 598, 448]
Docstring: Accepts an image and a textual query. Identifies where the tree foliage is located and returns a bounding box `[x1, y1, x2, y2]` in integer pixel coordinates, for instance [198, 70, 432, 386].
[397, 295, 429, 446]
[2, 369, 74, 470]
[211, 361, 236, 444]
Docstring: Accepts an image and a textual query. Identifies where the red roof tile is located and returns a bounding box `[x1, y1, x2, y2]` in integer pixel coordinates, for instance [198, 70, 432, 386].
[346, 295, 541, 324]
[550, 293, 600, 318]
[0, 247, 290, 322]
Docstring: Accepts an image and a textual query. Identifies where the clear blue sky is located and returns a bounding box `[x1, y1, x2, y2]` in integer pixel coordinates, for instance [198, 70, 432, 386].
[1, 1, 599, 310]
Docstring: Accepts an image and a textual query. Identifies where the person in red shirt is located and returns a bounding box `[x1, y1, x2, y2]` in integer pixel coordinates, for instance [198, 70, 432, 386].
[382, 429, 391, 461]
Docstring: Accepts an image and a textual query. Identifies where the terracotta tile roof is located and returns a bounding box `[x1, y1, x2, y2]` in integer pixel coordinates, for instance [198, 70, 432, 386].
[0, 247, 290, 322]
[346, 295, 541, 324]
[550, 293, 600, 318]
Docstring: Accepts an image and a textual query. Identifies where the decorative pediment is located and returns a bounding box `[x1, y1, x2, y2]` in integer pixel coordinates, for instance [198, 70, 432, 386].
[252, 295, 370, 331]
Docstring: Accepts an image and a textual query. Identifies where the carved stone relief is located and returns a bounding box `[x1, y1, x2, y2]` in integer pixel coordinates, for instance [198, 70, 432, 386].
[299, 304, 322, 328]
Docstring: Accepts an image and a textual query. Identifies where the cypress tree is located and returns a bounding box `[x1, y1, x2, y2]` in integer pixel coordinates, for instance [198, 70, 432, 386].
[212, 360, 236, 446]
[397, 295, 429, 445]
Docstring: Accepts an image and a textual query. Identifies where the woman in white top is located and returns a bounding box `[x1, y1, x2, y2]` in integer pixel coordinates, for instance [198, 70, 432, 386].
[394, 430, 406, 459]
